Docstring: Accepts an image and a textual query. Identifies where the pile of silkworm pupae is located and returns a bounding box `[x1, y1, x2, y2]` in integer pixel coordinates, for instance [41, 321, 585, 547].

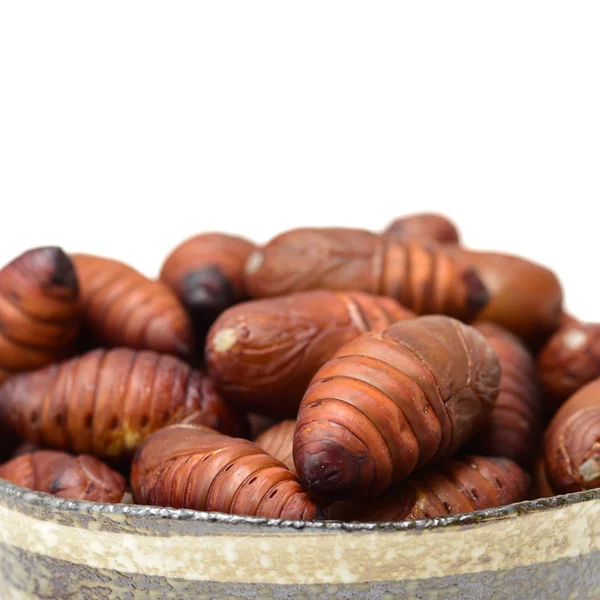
[0, 213, 597, 523]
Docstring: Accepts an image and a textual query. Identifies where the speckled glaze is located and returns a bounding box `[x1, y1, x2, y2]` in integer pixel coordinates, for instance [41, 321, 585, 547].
[0, 479, 599, 599]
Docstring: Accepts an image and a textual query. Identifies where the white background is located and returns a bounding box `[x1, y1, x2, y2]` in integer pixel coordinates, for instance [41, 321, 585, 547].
[0, 2, 598, 319]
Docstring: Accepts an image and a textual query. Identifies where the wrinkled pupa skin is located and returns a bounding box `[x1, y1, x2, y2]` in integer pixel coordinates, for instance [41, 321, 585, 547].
[0, 247, 81, 383]
[0, 450, 127, 503]
[457, 250, 563, 348]
[255, 420, 296, 473]
[383, 213, 460, 245]
[469, 323, 542, 466]
[244, 228, 488, 323]
[0, 348, 247, 461]
[326, 455, 530, 522]
[544, 378, 600, 494]
[206, 290, 415, 417]
[160, 233, 256, 343]
[131, 424, 318, 520]
[294, 316, 501, 501]
[72, 254, 195, 358]
[538, 322, 600, 407]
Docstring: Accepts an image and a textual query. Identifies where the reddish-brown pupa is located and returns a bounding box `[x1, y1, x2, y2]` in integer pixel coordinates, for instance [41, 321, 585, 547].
[326, 456, 530, 522]
[160, 233, 256, 342]
[469, 323, 541, 466]
[544, 378, 600, 494]
[0, 348, 247, 461]
[131, 424, 319, 520]
[294, 316, 501, 501]
[458, 251, 563, 348]
[0, 450, 127, 503]
[383, 213, 460, 245]
[255, 420, 296, 473]
[72, 254, 194, 357]
[206, 290, 415, 417]
[0, 247, 81, 383]
[538, 322, 600, 407]
[244, 228, 488, 322]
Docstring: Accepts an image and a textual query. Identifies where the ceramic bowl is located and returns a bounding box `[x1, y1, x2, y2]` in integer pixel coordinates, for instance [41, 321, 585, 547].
[0, 479, 599, 599]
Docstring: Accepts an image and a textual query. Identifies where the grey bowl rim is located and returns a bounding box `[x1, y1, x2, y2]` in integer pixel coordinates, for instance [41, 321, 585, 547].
[1, 478, 598, 533]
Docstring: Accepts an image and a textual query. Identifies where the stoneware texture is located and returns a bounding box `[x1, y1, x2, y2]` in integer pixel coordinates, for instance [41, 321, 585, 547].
[0, 479, 599, 600]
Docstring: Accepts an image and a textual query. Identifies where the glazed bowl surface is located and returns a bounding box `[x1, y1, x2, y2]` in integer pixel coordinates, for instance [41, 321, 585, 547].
[0, 479, 599, 599]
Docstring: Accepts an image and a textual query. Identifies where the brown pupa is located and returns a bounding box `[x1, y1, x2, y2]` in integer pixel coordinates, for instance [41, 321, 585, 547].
[294, 315, 501, 501]
[0, 247, 81, 383]
[131, 424, 319, 520]
[0, 348, 247, 461]
[160, 233, 256, 342]
[244, 228, 488, 322]
[544, 378, 600, 494]
[383, 213, 460, 245]
[255, 420, 296, 473]
[0, 450, 127, 503]
[469, 323, 542, 466]
[458, 250, 563, 348]
[206, 290, 415, 417]
[326, 456, 530, 522]
[538, 321, 600, 407]
[73, 254, 194, 357]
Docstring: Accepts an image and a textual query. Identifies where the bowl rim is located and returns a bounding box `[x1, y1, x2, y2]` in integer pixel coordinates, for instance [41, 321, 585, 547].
[1, 478, 598, 532]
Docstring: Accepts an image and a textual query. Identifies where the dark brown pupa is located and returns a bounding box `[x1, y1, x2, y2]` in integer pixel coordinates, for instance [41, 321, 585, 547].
[244, 228, 488, 322]
[0, 348, 247, 461]
[73, 254, 194, 357]
[294, 315, 501, 501]
[0, 450, 127, 503]
[469, 323, 542, 466]
[326, 455, 530, 522]
[0, 247, 81, 383]
[160, 233, 256, 343]
[538, 321, 600, 407]
[206, 290, 415, 417]
[383, 213, 460, 245]
[131, 424, 319, 520]
[544, 378, 600, 494]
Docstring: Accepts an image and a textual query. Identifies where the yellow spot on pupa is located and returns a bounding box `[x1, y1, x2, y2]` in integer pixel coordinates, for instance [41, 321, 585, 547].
[123, 428, 143, 449]
[213, 328, 239, 353]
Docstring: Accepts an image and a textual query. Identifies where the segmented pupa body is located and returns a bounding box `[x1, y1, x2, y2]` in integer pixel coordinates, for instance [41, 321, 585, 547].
[131, 424, 318, 520]
[73, 254, 194, 357]
[206, 290, 414, 416]
[0, 348, 246, 461]
[244, 228, 488, 322]
[0, 247, 81, 383]
[294, 316, 501, 500]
